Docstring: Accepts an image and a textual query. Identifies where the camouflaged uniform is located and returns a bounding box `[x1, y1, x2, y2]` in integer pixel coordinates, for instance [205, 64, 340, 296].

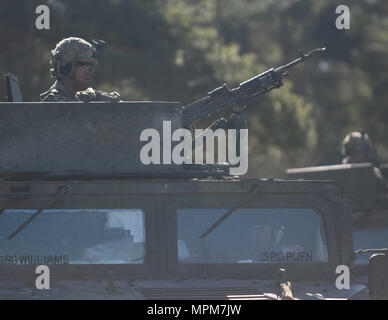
[40, 37, 120, 102]
[342, 131, 388, 197]
[40, 80, 78, 102]
[40, 81, 121, 102]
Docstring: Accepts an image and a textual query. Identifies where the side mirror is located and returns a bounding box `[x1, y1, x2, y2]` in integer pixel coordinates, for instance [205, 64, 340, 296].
[369, 253, 388, 299]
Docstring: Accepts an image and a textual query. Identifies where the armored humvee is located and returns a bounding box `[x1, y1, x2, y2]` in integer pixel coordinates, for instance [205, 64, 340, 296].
[1, 47, 386, 300]
[0, 99, 386, 300]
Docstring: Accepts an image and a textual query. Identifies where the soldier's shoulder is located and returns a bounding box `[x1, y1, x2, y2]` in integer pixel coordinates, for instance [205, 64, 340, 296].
[40, 86, 74, 102]
[40, 88, 62, 102]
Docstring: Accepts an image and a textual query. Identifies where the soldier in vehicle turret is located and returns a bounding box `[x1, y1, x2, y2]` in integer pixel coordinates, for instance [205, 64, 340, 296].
[40, 37, 121, 102]
[342, 131, 388, 198]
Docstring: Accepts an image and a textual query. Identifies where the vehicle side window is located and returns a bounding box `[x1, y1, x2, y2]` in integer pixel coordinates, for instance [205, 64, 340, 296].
[0, 209, 145, 265]
[177, 208, 328, 264]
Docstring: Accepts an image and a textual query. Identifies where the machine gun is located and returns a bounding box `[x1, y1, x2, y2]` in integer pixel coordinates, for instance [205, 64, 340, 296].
[182, 47, 326, 132]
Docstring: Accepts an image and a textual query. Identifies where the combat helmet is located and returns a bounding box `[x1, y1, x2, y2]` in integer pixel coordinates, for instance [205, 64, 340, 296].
[49, 37, 101, 79]
[342, 131, 372, 157]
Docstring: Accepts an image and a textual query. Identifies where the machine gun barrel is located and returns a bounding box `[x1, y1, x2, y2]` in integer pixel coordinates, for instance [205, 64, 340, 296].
[274, 47, 326, 74]
[182, 47, 326, 128]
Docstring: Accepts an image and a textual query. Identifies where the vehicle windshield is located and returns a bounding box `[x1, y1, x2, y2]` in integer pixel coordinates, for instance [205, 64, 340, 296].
[178, 208, 328, 264]
[0, 209, 145, 265]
